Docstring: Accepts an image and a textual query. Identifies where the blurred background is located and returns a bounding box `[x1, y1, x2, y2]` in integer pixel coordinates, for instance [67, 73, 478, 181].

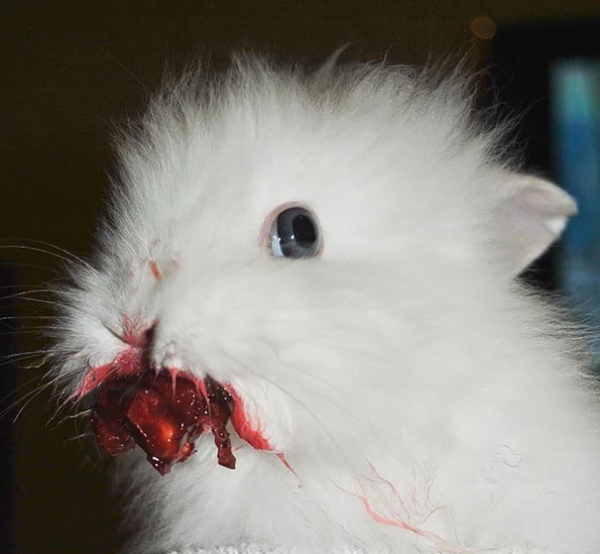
[2, 2, 599, 553]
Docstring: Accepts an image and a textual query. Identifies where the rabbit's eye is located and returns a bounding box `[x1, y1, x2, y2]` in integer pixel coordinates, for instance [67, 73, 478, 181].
[269, 207, 321, 259]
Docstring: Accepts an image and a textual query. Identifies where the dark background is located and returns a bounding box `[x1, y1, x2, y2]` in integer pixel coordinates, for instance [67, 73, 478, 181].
[2, 2, 600, 553]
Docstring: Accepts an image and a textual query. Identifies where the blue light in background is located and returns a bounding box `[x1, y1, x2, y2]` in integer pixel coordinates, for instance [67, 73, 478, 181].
[551, 60, 600, 360]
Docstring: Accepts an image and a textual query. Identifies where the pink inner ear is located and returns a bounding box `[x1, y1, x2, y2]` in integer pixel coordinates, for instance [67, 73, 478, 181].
[494, 174, 577, 275]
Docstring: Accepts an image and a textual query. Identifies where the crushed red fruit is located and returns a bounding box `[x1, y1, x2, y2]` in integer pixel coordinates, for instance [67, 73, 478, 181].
[90, 372, 235, 475]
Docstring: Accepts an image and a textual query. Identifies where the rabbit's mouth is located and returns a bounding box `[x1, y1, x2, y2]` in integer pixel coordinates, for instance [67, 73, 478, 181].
[76, 358, 278, 475]
[87, 369, 237, 475]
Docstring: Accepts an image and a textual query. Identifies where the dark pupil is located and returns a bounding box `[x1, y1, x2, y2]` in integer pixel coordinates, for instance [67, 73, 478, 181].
[292, 215, 317, 246]
[277, 208, 319, 258]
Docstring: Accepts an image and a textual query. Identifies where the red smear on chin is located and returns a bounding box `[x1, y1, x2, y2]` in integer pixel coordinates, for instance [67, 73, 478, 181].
[225, 385, 298, 479]
[225, 385, 273, 451]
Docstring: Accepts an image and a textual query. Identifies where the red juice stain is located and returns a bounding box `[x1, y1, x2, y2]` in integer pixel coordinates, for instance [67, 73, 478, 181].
[149, 260, 162, 280]
[225, 385, 273, 451]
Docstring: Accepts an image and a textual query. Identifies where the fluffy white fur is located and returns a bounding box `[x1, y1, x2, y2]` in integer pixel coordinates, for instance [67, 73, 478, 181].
[53, 56, 600, 554]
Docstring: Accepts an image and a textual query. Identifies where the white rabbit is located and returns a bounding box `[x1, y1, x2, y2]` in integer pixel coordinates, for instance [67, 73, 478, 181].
[52, 55, 600, 554]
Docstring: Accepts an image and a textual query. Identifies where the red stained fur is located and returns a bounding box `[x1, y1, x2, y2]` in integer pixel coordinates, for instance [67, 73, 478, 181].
[225, 385, 273, 452]
[149, 260, 163, 280]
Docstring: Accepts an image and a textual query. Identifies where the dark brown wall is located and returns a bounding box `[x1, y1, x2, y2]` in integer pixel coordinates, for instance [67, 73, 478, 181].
[3, 2, 600, 553]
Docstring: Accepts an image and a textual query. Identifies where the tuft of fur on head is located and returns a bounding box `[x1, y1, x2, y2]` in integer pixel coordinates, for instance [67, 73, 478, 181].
[51, 55, 600, 554]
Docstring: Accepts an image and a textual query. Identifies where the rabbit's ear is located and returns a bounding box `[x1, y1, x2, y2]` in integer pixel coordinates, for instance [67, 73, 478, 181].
[491, 173, 577, 277]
